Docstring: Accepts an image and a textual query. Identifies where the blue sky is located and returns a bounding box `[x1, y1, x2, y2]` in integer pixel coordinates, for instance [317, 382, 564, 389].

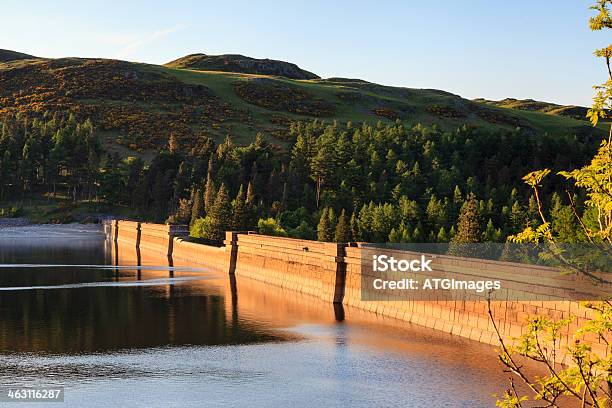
[1, 0, 608, 106]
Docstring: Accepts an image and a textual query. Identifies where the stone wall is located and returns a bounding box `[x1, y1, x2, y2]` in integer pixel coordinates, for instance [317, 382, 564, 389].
[172, 237, 228, 271]
[139, 223, 188, 256]
[342, 245, 609, 360]
[228, 232, 346, 303]
[116, 220, 140, 247]
[105, 221, 609, 358]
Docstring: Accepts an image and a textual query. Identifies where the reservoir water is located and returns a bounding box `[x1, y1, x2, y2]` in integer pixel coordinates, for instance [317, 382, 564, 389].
[0, 224, 514, 407]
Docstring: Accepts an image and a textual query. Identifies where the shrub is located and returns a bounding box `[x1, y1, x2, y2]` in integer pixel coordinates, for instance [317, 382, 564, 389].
[257, 217, 287, 237]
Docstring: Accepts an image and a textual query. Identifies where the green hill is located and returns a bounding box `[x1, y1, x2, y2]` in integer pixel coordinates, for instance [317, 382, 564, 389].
[473, 97, 591, 121]
[0, 48, 37, 62]
[0, 51, 605, 158]
[165, 53, 320, 80]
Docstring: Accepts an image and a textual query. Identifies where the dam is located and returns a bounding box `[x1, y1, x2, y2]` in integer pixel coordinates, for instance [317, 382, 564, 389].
[106, 220, 610, 361]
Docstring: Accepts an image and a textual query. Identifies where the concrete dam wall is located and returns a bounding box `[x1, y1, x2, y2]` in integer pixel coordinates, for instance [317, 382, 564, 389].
[105, 220, 610, 361]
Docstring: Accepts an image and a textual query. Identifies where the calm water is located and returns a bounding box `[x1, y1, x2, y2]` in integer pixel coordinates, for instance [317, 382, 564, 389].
[0, 225, 513, 407]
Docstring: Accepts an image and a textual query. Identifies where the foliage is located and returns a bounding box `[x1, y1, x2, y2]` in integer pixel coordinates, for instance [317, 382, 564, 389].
[0, 53, 604, 154]
[317, 207, 334, 242]
[234, 80, 335, 117]
[257, 217, 287, 237]
[495, 3, 612, 406]
[491, 301, 612, 408]
[334, 209, 352, 242]
[0, 206, 23, 218]
[0, 111, 604, 245]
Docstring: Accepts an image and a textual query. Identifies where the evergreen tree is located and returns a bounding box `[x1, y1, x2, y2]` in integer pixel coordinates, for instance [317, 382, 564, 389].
[232, 184, 247, 231]
[334, 209, 351, 242]
[483, 219, 501, 242]
[550, 196, 580, 242]
[203, 159, 216, 214]
[389, 224, 410, 243]
[201, 183, 232, 242]
[453, 185, 463, 205]
[450, 193, 482, 257]
[452, 193, 482, 243]
[411, 224, 423, 242]
[437, 227, 448, 243]
[327, 207, 337, 232]
[317, 207, 333, 242]
[510, 200, 526, 233]
[190, 188, 204, 226]
[311, 128, 337, 207]
[246, 181, 255, 206]
[350, 210, 360, 241]
[245, 181, 256, 229]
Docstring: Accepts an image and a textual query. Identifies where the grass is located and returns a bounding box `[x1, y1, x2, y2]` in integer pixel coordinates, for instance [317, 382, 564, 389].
[165, 64, 601, 137]
[1, 55, 605, 160]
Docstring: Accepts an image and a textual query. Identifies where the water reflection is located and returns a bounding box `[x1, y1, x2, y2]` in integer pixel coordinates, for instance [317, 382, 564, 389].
[0, 226, 291, 353]
[0, 225, 521, 407]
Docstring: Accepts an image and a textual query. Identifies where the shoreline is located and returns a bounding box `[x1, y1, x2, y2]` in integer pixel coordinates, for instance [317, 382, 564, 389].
[0, 218, 31, 229]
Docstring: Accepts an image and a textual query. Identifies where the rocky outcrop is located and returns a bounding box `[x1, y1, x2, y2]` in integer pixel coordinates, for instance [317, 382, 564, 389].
[165, 53, 319, 80]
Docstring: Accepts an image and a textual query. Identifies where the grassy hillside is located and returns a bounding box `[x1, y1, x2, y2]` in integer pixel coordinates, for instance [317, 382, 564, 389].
[0, 48, 36, 62]
[0, 52, 605, 159]
[473, 97, 591, 121]
[165, 53, 319, 80]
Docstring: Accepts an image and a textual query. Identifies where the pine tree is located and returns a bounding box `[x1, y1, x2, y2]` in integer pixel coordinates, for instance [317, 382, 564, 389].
[437, 227, 448, 242]
[388, 223, 410, 243]
[350, 210, 360, 241]
[232, 184, 246, 231]
[203, 159, 216, 214]
[317, 207, 333, 242]
[450, 193, 482, 257]
[334, 209, 351, 242]
[244, 181, 256, 229]
[526, 195, 540, 226]
[550, 197, 580, 242]
[246, 181, 255, 206]
[388, 227, 400, 243]
[205, 183, 232, 242]
[452, 193, 482, 243]
[453, 185, 463, 204]
[311, 128, 338, 207]
[168, 197, 192, 225]
[483, 219, 499, 242]
[327, 207, 337, 232]
[190, 188, 204, 226]
[510, 200, 526, 233]
[411, 225, 422, 242]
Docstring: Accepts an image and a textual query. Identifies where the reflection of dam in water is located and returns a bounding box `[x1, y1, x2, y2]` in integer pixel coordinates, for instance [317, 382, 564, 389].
[0, 224, 542, 406]
[111, 239, 513, 377]
[107, 220, 610, 362]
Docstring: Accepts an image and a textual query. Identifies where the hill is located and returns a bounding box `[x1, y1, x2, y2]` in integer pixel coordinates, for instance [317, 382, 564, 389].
[165, 53, 320, 80]
[473, 97, 590, 121]
[0, 49, 37, 62]
[0, 50, 605, 157]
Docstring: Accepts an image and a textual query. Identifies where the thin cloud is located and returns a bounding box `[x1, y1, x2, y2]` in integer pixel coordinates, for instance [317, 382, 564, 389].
[111, 24, 190, 59]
